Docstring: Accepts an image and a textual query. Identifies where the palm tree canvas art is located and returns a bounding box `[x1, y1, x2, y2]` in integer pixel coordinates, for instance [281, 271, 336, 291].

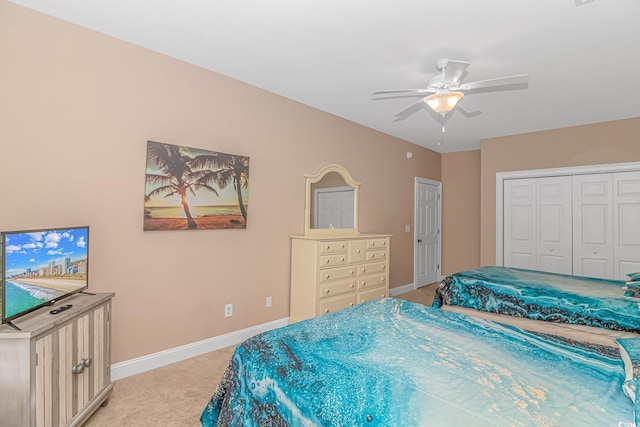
[144, 140, 249, 231]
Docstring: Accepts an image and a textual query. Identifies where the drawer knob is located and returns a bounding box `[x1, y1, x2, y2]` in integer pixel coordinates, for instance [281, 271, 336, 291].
[357, 250, 361, 254]
[381, 277, 385, 282]
[381, 294, 386, 297]
[362, 268, 366, 273]
[362, 282, 366, 287]
[325, 289, 330, 294]
[382, 265, 386, 269]
[350, 270, 354, 275]
[350, 303, 354, 306]
[326, 245, 331, 250]
[350, 284, 354, 288]
[324, 309, 330, 314]
[326, 274, 331, 279]
[341, 244, 345, 249]
[326, 259, 330, 264]
[341, 258, 345, 262]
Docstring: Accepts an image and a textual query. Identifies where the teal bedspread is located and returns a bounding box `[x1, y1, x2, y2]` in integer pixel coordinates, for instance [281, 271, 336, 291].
[201, 298, 634, 426]
[433, 266, 640, 333]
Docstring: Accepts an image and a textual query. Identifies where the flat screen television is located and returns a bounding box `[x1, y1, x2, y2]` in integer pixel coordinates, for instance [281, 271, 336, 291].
[1, 226, 89, 326]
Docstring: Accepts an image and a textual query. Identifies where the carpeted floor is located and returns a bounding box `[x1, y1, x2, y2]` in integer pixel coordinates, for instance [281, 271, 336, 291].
[84, 284, 438, 426]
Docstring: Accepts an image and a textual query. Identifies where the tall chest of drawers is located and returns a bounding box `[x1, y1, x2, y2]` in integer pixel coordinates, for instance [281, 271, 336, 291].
[290, 234, 391, 322]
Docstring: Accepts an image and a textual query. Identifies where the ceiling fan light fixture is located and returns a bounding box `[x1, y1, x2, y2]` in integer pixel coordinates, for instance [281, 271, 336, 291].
[424, 91, 464, 113]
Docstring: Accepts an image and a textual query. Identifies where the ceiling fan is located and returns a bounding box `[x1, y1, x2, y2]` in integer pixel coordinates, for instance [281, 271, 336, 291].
[373, 59, 529, 119]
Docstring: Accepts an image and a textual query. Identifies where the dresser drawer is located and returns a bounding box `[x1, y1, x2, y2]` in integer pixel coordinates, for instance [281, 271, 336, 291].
[348, 240, 366, 263]
[319, 294, 356, 315]
[366, 249, 387, 261]
[319, 254, 347, 268]
[357, 272, 386, 290]
[359, 261, 387, 276]
[319, 280, 356, 299]
[366, 238, 388, 250]
[319, 265, 356, 282]
[357, 286, 387, 304]
[319, 241, 348, 254]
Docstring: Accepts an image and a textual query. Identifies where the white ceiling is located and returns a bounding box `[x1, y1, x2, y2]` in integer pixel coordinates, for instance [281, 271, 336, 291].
[9, 0, 640, 153]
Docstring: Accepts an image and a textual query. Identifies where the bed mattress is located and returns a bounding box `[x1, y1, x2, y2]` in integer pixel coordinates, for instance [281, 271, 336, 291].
[433, 266, 640, 333]
[201, 298, 635, 426]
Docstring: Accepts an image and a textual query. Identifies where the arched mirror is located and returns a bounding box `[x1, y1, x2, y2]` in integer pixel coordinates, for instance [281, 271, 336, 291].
[304, 164, 360, 235]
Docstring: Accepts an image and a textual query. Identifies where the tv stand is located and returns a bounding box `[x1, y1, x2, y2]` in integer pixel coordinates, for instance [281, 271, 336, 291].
[0, 292, 114, 427]
[6, 321, 21, 331]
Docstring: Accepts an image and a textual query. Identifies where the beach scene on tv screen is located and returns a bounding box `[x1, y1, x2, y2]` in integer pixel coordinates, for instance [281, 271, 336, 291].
[2, 228, 88, 320]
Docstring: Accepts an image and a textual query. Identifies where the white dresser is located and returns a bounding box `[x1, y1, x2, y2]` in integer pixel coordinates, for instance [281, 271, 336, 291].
[290, 234, 391, 322]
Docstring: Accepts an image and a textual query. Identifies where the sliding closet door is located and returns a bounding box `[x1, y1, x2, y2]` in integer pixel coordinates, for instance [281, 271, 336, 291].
[536, 177, 572, 274]
[504, 179, 536, 269]
[613, 171, 640, 280]
[503, 176, 572, 273]
[573, 173, 614, 279]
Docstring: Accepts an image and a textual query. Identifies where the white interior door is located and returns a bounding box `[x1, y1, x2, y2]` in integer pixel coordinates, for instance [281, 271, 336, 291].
[573, 173, 614, 279]
[504, 178, 536, 269]
[613, 171, 640, 280]
[536, 176, 573, 274]
[414, 178, 440, 288]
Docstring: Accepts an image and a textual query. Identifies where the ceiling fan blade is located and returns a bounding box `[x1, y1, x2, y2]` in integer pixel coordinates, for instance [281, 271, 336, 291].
[372, 89, 433, 96]
[441, 60, 470, 84]
[460, 74, 529, 90]
[393, 99, 426, 121]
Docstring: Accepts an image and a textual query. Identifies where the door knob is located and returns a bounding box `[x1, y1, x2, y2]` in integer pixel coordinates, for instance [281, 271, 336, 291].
[417, 239, 422, 243]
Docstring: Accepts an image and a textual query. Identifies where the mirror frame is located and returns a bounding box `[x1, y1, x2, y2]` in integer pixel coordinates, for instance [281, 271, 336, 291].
[304, 164, 360, 236]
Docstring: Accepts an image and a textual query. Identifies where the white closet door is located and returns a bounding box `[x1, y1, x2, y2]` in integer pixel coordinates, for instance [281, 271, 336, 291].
[504, 179, 536, 269]
[613, 171, 640, 280]
[573, 174, 614, 279]
[537, 176, 572, 274]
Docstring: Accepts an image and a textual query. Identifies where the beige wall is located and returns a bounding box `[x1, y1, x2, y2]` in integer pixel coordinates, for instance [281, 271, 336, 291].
[441, 150, 481, 275]
[480, 117, 640, 266]
[0, 1, 441, 363]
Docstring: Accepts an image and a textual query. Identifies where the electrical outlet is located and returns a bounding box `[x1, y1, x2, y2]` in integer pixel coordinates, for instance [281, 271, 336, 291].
[405, 224, 411, 233]
[224, 303, 233, 318]
[266, 296, 272, 308]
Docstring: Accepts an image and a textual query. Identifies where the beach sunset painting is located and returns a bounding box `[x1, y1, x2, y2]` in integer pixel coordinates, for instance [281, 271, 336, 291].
[144, 141, 249, 231]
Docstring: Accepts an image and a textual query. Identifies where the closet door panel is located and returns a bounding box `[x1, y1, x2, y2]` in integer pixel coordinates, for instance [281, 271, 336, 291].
[537, 177, 572, 274]
[573, 174, 614, 279]
[504, 179, 536, 269]
[614, 171, 640, 280]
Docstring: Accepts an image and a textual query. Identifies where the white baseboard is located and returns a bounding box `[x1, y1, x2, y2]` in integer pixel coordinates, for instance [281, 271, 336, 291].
[389, 283, 415, 296]
[111, 317, 289, 381]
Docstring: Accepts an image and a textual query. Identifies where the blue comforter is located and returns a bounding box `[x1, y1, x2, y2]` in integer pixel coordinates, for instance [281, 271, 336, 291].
[201, 298, 634, 426]
[433, 266, 640, 333]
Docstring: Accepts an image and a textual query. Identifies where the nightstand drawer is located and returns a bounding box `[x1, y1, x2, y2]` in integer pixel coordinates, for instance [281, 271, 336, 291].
[319, 280, 356, 299]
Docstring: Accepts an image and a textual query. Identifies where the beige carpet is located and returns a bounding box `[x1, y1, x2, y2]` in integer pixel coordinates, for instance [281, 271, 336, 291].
[84, 285, 437, 426]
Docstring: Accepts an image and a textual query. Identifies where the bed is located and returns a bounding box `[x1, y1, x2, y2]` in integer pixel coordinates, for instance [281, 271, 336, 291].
[433, 266, 640, 334]
[201, 298, 637, 426]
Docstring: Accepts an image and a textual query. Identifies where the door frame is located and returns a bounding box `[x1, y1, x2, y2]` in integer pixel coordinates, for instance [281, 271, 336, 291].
[414, 177, 442, 289]
[496, 161, 640, 266]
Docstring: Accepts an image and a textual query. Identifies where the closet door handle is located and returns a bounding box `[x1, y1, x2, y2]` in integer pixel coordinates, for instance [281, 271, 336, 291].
[417, 239, 422, 243]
